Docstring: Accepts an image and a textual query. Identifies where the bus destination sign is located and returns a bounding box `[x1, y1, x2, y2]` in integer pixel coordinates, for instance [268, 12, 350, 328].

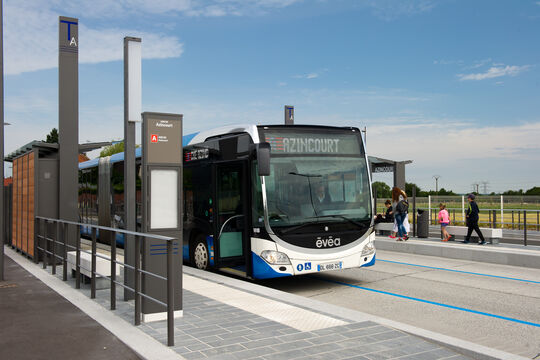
[184, 148, 209, 162]
[264, 132, 360, 155]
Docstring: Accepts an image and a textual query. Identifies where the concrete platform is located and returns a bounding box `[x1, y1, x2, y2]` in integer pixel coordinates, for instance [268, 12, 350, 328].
[2, 245, 529, 360]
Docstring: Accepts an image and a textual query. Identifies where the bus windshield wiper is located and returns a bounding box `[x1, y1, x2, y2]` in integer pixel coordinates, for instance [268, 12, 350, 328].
[279, 221, 321, 235]
[309, 215, 367, 229]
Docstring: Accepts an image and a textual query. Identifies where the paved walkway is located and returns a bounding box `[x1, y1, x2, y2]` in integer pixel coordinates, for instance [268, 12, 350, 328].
[3, 245, 526, 360]
[0, 255, 141, 360]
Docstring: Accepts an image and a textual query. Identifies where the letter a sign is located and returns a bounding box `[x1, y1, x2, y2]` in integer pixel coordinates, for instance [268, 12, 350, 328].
[151, 134, 158, 143]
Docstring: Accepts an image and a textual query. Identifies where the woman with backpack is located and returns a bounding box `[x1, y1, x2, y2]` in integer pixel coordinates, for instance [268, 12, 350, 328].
[390, 187, 409, 241]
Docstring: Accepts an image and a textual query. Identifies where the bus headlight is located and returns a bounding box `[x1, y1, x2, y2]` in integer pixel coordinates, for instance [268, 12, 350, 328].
[361, 241, 375, 256]
[260, 250, 291, 265]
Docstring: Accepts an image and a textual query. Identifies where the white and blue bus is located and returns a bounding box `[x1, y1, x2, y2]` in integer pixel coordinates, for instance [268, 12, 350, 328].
[78, 124, 376, 279]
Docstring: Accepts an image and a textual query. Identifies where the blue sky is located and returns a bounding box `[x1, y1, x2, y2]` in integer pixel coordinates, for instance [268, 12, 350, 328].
[3, 0, 540, 193]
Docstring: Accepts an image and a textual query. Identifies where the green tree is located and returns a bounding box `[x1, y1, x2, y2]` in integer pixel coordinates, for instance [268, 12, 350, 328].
[405, 182, 427, 197]
[525, 186, 540, 195]
[100, 141, 124, 157]
[503, 189, 523, 195]
[372, 181, 391, 198]
[45, 128, 58, 143]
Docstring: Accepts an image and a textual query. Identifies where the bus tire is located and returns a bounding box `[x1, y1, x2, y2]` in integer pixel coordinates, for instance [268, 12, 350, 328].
[192, 234, 209, 270]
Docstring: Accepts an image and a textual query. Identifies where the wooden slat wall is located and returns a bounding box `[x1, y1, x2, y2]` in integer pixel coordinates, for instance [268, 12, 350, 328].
[10, 153, 37, 257]
[12, 158, 18, 250]
[28, 153, 35, 256]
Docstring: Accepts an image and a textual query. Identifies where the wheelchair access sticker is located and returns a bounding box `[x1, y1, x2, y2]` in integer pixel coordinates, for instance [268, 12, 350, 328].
[297, 262, 312, 272]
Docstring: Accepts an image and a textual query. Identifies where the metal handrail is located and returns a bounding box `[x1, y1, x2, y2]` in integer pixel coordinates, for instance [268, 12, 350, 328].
[34, 216, 178, 346]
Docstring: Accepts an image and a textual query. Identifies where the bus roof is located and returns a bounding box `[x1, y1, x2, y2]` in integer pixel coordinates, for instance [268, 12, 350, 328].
[79, 132, 200, 170]
[78, 123, 361, 170]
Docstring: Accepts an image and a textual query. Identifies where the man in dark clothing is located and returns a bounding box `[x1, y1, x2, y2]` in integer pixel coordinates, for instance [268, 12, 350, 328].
[464, 194, 486, 245]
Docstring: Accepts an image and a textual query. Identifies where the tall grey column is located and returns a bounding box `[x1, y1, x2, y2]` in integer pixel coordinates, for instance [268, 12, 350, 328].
[393, 162, 406, 191]
[124, 37, 141, 300]
[284, 105, 294, 125]
[0, 0, 4, 281]
[58, 16, 79, 248]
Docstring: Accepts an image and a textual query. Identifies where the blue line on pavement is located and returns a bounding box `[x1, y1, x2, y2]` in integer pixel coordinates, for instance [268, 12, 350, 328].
[377, 259, 540, 284]
[322, 278, 540, 328]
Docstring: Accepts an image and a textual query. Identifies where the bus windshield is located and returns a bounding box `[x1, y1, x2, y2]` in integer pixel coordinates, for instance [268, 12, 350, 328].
[261, 130, 371, 231]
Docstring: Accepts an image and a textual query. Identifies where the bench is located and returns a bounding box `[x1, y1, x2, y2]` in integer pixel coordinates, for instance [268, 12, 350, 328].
[374, 222, 394, 235]
[445, 226, 502, 244]
[67, 251, 121, 289]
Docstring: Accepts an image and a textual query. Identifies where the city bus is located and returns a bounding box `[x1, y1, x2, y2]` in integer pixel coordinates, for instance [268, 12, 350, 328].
[78, 124, 376, 279]
[182, 124, 375, 279]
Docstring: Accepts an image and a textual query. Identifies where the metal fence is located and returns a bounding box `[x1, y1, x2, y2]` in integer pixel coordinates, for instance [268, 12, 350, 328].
[375, 195, 540, 231]
[34, 216, 178, 346]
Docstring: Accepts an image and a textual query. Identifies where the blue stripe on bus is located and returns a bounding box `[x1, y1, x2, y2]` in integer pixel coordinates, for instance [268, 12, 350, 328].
[251, 252, 291, 279]
[378, 259, 540, 284]
[183, 244, 189, 261]
[361, 254, 376, 267]
[79, 132, 200, 169]
[207, 235, 214, 267]
[321, 278, 540, 328]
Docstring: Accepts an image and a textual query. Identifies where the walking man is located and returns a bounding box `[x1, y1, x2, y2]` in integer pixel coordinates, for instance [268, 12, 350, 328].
[464, 194, 486, 245]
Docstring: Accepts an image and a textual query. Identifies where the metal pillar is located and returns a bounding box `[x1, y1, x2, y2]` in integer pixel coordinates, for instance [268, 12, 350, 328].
[393, 162, 405, 190]
[58, 16, 79, 250]
[124, 37, 141, 300]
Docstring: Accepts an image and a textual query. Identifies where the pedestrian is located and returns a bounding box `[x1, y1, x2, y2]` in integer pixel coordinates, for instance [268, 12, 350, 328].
[438, 203, 451, 241]
[390, 187, 409, 241]
[464, 194, 486, 245]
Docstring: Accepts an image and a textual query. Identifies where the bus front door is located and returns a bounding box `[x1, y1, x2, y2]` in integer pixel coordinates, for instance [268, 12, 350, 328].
[215, 161, 249, 275]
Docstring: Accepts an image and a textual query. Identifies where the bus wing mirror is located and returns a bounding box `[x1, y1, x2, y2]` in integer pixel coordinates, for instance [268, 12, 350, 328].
[255, 142, 271, 176]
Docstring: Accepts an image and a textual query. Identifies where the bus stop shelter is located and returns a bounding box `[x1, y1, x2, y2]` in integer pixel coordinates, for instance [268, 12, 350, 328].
[368, 156, 412, 190]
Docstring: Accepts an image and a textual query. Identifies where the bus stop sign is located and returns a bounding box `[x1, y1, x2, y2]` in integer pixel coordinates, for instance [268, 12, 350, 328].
[141, 112, 183, 321]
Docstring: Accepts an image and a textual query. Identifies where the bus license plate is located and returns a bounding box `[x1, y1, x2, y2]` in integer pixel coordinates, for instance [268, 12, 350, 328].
[317, 262, 342, 272]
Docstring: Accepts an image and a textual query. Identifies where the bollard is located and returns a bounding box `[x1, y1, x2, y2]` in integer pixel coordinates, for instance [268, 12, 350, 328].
[111, 231, 117, 311]
[167, 240, 174, 347]
[135, 235, 141, 326]
[53, 221, 59, 275]
[91, 227, 97, 299]
[62, 222, 68, 281]
[524, 210, 527, 246]
[512, 210, 514, 229]
[76, 225, 81, 289]
[412, 186, 416, 237]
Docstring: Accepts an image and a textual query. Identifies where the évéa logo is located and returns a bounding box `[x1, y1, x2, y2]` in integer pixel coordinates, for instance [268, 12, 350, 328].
[315, 236, 341, 248]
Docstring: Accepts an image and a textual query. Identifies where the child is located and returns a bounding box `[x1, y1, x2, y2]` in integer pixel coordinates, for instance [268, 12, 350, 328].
[374, 200, 393, 224]
[438, 203, 451, 241]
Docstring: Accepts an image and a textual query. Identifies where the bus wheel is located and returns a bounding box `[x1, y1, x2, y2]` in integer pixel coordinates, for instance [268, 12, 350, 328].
[192, 236, 209, 270]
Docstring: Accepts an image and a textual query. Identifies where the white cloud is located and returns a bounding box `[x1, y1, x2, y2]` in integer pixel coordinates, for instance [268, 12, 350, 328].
[4, 0, 303, 75]
[4, 1, 184, 75]
[294, 72, 319, 79]
[457, 65, 530, 81]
